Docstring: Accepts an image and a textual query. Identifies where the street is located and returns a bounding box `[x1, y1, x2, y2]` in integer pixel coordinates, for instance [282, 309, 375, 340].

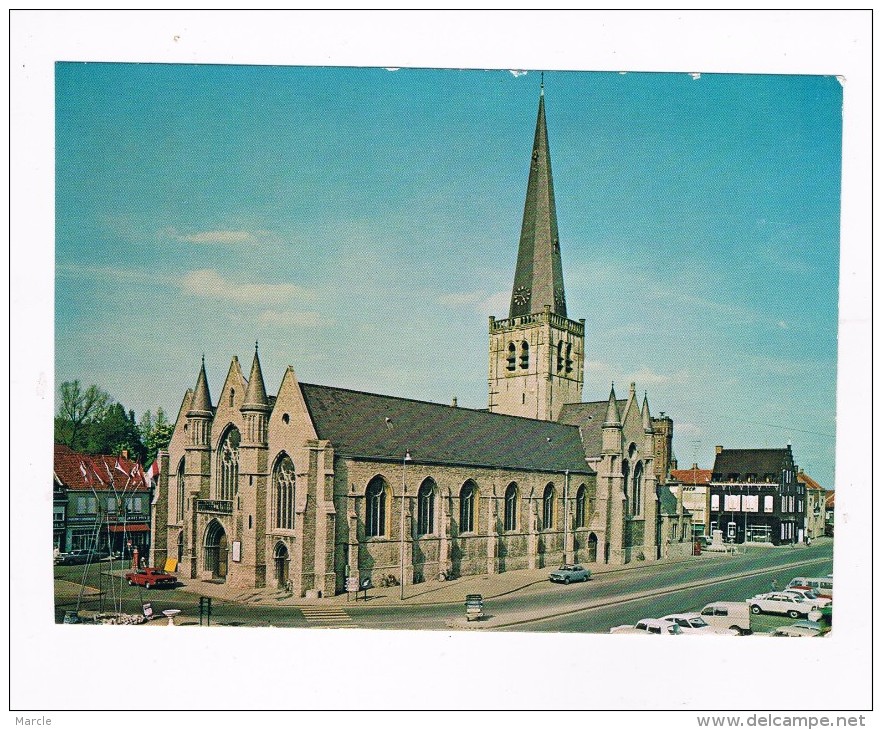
[55, 541, 833, 633]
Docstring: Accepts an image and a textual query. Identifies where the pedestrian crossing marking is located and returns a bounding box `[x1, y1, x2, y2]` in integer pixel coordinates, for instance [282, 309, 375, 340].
[300, 606, 354, 626]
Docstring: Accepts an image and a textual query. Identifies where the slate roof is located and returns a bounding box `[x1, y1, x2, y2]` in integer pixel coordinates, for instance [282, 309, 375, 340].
[657, 485, 687, 516]
[54, 444, 148, 492]
[670, 467, 713, 487]
[557, 399, 627, 457]
[299, 383, 593, 474]
[711, 448, 794, 482]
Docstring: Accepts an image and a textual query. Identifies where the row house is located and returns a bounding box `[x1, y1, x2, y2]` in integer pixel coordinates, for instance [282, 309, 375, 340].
[708, 445, 805, 545]
[53, 444, 153, 556]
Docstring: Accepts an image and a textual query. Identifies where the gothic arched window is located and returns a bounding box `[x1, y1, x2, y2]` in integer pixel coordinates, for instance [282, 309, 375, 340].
[632, 462, 643, 516]
[218, 427, 240, 501]
[176, 457, 185, 522]
[506, 343, 517, 371]
[366, 477, 388, 537]
[622, 460, 630, 514]
[274, 454, 296, 531]
[575, 484, 587, 528]
[519, 341, 529, 370]
[417, 479, 436, 536]
[543, 483, 555, 530]
[557, 341, 565, 372]
[459, 481, 477, 533]
[504, 483, 519, 531]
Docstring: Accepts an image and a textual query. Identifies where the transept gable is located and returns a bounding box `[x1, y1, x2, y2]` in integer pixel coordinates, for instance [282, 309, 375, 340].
[267, 366, 319, 458]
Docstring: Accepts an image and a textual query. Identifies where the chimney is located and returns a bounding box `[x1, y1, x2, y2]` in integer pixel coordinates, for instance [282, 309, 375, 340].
[451, 397, 458, 408]
[692, 463, 698, 470]
[715, 445, 723, 455]
[122, 449, 129, 459]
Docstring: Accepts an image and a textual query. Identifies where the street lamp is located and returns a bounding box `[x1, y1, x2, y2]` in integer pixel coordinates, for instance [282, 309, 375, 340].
[400, 451, 412, 600]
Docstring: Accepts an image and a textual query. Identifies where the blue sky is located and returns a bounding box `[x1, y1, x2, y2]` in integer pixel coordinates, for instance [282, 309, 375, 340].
[55, 64, 842, 486]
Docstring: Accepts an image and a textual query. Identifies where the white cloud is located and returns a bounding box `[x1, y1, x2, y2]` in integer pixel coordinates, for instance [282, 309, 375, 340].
[162, 227, 269, 244]
[439, 289, 508, 315]
[778, 320, 789, 329]
[180, 269, 315, 305]
[257, 310, 326, 327]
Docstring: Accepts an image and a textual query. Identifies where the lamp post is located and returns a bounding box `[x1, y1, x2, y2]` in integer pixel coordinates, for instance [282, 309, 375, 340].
[562, 469, 569, 564]
[400, 451, 412, 600]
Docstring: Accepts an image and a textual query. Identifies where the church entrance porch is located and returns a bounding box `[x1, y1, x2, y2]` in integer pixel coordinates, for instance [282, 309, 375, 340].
[274, 542, 290, 589]
[204, 520, 228, 581]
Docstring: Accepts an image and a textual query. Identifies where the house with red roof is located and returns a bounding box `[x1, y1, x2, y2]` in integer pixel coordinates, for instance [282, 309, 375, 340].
[668, 464, 713, 540]
[53, 444, 153, 557]
[797, 469, 827, 540]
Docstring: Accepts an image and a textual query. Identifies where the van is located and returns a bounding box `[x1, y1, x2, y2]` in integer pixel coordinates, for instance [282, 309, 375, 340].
[786, 577, 833, 598]
[699, 601, 752, 635]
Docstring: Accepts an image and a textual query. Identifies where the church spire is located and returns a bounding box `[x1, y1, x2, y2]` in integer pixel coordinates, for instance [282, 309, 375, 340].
[189, 355, 213, 415]
[509, 84, 567, 319]
[242, 341, 269, 410]
[604, 384, 621, 426]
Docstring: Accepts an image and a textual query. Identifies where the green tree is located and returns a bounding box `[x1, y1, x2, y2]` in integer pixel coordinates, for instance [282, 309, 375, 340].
[55, 380, 111, 450]
[139, 408, 175, 463]
[83, 403, 145, 461]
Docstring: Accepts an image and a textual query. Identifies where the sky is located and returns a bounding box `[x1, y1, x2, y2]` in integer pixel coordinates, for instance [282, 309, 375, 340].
[54, 63, 842, 486]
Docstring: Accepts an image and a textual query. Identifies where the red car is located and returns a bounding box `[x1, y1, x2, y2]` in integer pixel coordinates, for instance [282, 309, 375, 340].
[125, 568, 177, 589]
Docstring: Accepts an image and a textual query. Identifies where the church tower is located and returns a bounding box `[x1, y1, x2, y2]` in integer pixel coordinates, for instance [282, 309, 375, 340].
[488, 83, 585, 421]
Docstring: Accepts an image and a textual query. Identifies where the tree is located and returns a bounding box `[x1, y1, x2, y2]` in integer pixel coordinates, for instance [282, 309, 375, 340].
[55, 380, 111, 450]
[139, 408, 175, 463]
[83, 403, 145, 461]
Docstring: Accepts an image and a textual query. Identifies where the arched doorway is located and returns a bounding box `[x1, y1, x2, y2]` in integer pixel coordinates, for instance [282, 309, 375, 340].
[274, 542, 290, 589]
[587, 532, 598, 562]
[204, 520, 228, 580]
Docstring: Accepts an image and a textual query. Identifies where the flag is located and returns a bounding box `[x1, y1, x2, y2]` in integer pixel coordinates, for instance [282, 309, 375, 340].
[115, 458, 128, 476]
[145, 460, 160, 484]
[79, 461, 93, 486]
[129, 462, 142, 485]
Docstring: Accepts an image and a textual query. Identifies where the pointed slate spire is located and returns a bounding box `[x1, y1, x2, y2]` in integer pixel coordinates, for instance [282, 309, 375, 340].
[603, 383, 621, 426]
[509, 86, 567, 319]
[242, 341, 270, 411]
[188, 355, 213, 416]
[641, 391, 653, 431]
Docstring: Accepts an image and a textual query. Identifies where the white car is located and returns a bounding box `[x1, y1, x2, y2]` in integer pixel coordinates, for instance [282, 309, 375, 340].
[610, 618, 682, 635]
[660, 613, 739, 635]
[782, 588, 831, 610]
[748, 592, 813, 618]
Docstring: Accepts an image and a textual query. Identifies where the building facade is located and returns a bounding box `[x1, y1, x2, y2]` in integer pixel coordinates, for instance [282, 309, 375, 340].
[797, 469, 827, 540]
[151, 87, 674, 595]
[668, 464, 713, 540]
[53, 444, 153, 556]
[708, 445, 805, 545]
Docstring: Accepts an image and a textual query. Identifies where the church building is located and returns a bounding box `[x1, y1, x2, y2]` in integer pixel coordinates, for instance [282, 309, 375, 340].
[150, 86, 674, 596]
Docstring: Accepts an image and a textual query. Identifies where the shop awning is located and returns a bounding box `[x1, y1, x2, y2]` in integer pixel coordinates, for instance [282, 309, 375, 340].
[106, 524, 149, 533]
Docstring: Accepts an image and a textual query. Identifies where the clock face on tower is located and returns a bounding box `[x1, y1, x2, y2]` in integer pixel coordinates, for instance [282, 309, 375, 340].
[513, 286, 531, 307]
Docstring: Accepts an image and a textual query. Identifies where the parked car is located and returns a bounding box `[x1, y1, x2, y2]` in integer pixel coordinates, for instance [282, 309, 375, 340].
[55, 549, 97, 566]
[610, 619, 683, 635]
[782, 588, 832, 610]
[786, 577, 833, 598]
[549, 564, 591, 584]
[748, 592, 813, 618]
[660, 613, 739, 635]
[125, 567, 178, 589]
[699, 601, 752, 635]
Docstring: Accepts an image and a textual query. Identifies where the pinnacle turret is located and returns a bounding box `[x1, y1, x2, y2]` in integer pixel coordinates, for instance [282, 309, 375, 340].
[242, 342, 270, 412]
[188, 356, 213, 416]
[604, 384, 621, 426]
[508, 87, 567, 319]
[641, 392, 652, 431]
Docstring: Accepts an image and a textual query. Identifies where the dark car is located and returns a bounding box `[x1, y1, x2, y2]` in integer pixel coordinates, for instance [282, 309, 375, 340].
[56, 549, 97, 565]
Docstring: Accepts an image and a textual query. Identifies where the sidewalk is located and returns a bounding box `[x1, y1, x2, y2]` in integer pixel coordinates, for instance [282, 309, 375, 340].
[107, 537, 827, 612]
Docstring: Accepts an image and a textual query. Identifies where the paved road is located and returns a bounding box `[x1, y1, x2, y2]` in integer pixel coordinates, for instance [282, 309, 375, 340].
[55, 541, 832, 632]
